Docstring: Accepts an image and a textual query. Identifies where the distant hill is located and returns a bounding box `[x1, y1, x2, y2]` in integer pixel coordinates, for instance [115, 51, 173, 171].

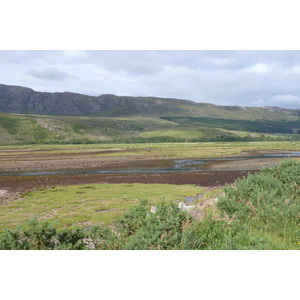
[0, 84, 300, 145]
[1, 83, 300, 120]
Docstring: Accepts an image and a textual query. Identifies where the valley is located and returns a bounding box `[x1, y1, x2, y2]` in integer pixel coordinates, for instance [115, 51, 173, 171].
[0, 84, 300, 145]
[1, 84, 300, 249]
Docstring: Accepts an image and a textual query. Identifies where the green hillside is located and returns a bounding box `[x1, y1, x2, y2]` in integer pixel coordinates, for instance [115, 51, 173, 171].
[0, 111, 299, 145]
[0, 84, 300, 145]
[161, 116, 300, 134]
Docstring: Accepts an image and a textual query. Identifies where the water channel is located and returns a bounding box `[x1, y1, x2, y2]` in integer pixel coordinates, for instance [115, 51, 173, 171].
[1, 151, 299, 177]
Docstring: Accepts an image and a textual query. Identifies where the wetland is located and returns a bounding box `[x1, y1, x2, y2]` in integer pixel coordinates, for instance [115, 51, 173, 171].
[1, 142, 299, 192]
[0, 141, 299, 245]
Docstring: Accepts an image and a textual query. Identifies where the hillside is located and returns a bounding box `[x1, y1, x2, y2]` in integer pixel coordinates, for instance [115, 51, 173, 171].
[0, 84, 300, 144]
[1, 83, 300, 120]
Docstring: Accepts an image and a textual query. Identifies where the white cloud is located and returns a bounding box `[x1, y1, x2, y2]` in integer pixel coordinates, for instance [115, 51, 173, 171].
[63, 50, 87, 58]
[286, 65, 300, 75]
[208, 57, 235, 66]
[240, 63, 269, 74]
[27, 67, 71, 81]
[271, 94, 300, 106]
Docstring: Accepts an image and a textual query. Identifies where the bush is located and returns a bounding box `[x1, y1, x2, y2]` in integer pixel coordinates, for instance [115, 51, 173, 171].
[217, 159, 300, 247]
[0, 215, 86, 250]
[86, 225, 121, 250]
[218, 159, 300, 223]
[120, 200, 197, 250]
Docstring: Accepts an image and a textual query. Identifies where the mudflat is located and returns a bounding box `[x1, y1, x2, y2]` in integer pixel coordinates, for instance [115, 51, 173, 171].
[1, 145, 292, 192]
[1, 169, 260, 192]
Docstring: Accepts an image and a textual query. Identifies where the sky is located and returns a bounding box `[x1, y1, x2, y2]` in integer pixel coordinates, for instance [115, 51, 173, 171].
[1, 50, 300, 109]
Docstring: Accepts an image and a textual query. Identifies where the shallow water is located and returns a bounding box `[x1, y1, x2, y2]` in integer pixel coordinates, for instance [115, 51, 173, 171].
[1, 151, 299, 177]
[184, 193, 204, 203]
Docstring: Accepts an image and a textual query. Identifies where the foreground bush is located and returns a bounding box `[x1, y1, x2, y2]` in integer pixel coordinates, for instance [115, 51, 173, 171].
[0, 216, 86, 250]
[217, 159, 300, 248]
[118, 200, 199, 250]
[0, 201, 199, 250]
[218, 159, 300, 222]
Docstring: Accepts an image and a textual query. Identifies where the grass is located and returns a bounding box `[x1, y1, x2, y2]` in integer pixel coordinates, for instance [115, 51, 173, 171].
[1, 141, 300, 160]
[161, 116, 300, 134]
[2, 140, 300, 152]
[0, 183, 204, 231]
[140, 129, 206, 139]
[1, 111, 299, 145]
[0, 115, 20, 135]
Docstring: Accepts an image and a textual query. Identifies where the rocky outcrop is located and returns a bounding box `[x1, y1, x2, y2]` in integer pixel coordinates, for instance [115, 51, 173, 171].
[1, 83, 300, 119]
[0, 84, 183, 116]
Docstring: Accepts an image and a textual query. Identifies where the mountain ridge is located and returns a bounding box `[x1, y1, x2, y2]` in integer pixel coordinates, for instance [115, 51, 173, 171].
[1, 84, 300, 145]
[1, 83, 299, 120]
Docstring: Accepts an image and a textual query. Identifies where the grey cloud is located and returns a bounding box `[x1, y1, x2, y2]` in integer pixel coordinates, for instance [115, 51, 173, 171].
[270, 95, 300, 109]
[27, 67, 70, 81]
[85, 50, 163, 75]
[1, 50, 300, 109]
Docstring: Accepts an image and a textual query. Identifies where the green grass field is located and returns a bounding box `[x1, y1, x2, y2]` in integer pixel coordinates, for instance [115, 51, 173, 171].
[1, 141, 299, 159]
[0, 183, 204, 231]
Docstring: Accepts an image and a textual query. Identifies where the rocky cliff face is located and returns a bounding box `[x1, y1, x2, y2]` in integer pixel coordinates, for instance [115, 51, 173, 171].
[1, 84, 300, 120]
[0, 84, 183, 116]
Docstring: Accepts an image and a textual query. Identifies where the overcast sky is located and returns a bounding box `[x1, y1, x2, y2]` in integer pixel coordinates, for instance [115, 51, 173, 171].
[1, 50, 300, 109]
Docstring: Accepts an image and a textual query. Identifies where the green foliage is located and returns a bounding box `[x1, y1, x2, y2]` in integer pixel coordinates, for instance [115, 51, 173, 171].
[161, 116, 299, 134]
[0, 215, 86, 250]
[218, 159, 300, 222]
[33, 125, 49, 140]
[87, 225, 121, 250]
[54, 227, 86, 250]
[217, 159, 300, 248]
[120, 200, 196, 250]
[1, 110, 300, 145]
[0, 115, 20, 134]
[117, 199, 150, 236]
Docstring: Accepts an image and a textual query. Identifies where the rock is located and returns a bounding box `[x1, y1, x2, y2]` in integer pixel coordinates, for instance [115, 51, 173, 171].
[178, 202, 187, 211]
[186, 205, 197, 211]
[150, 206, 157, 213]
[178, 202, 197, 211]
[0, 190, 7, 197]
[0, 83, 183, 116]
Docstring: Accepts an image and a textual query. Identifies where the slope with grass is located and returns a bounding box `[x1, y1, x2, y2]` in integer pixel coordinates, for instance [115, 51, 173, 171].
[1, 84, 300, 144]
[0, 111, 299, 145]
[161, 116, 300, 134]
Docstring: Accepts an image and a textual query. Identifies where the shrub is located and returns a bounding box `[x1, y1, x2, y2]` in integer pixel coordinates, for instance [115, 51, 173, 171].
[86, 225, 121, 250]
[217, 159, 300, 247]
[218, 159, 300, 223]
[0, 215, 86, 250]
[120, 200, 197, 250]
